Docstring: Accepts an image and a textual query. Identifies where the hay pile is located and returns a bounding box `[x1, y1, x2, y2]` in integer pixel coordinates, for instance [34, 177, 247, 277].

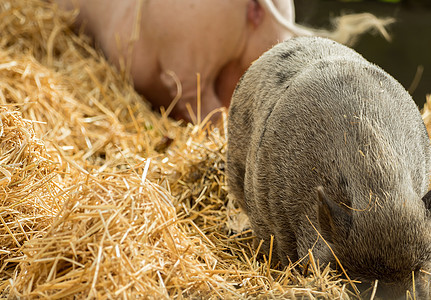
[0, 0, 428, 298]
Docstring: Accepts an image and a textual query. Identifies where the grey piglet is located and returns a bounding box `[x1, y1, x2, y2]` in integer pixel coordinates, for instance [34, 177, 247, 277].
[227, 36, 431, 299]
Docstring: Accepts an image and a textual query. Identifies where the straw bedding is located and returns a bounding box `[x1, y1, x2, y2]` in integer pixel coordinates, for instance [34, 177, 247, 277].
[0, 0, 428, 298]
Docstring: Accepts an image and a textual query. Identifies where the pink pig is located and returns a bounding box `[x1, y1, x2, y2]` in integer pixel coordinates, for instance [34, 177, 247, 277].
[55, 0, 390, 122]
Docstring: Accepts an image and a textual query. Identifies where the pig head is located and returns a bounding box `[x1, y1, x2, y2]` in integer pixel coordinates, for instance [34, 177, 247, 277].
[54, 0, 391, 122]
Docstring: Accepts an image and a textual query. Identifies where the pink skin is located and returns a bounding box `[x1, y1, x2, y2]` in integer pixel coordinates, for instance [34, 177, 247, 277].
[55, 0, 296, 122]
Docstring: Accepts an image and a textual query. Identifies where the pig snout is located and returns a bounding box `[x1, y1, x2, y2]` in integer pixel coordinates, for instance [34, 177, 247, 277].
[227, 36, 431, 298]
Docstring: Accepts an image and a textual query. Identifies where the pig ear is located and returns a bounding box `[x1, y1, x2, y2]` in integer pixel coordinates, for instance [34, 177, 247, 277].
[317, 186, 353, 244]
[421, 190, 431, 211]
[247, 0, 264, 28]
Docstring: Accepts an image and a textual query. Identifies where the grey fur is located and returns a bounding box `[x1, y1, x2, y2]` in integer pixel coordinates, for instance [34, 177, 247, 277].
[227, 36, 431, 299]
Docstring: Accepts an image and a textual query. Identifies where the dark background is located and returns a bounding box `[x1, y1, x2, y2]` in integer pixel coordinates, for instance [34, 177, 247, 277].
[294, 0, 431, 107]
